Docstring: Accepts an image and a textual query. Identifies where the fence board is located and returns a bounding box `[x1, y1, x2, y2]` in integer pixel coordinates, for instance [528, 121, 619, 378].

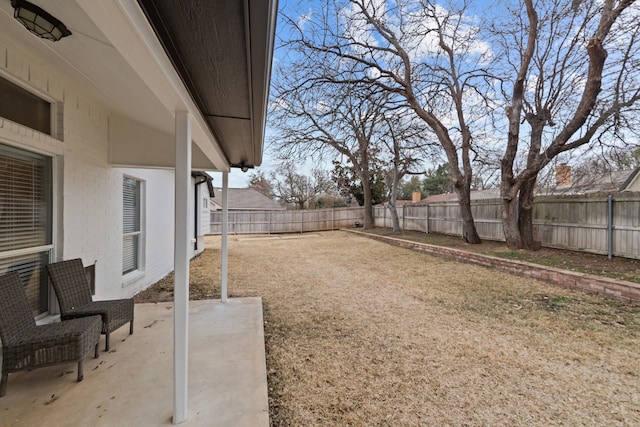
[210, 193, 640, 259]
[210, 207, 364, 235]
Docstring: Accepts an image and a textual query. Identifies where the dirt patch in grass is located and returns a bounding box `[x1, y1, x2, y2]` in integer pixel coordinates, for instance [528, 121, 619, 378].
[363, 228, 640, 284]
[135, 232, 640, 426]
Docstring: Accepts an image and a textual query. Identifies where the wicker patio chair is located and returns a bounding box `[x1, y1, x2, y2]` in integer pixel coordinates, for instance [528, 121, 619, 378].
[46, 259, 134, 351]
[0, 271, 101, 397]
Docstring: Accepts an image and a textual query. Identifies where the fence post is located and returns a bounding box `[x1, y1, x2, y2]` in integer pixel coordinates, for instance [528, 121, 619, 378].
[425, 203, 429, 234]
[383, 206, 386, 228]
[331, 208, 334, 231]
[608, 194, 613, 259]
[402, 205, 406, 230]
[234, 211, 237, 234]
[301, 210, 304, 234]
[269, 211, 272, 235]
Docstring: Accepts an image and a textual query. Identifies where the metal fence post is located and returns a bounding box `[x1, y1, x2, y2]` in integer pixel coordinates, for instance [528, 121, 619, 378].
[301, 210, 304, 234]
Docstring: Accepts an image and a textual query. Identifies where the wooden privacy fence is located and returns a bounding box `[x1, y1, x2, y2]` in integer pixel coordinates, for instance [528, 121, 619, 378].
[210, 207, 365, 235]
[373, 192, 640, 260]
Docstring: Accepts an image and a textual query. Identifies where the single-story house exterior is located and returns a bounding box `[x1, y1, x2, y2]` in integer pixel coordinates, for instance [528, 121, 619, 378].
[543, 164, 640, 195]
[210, 187, 284, 212]
[417, 166, 640, 204]
[0, 0, 276, 423]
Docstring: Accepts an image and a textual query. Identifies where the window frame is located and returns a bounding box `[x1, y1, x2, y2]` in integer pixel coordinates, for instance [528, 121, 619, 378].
[0, 142, 55, 316]
[122, 175, 145, 278]
[0, 72, 59, 140]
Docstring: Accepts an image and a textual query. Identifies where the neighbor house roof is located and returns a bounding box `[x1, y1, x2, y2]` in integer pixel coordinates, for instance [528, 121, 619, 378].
[376, 200, 414, 207]
[211, 188, 284, 211]
[416, 188, 500, 204]
[420, 193, 458, 203]
[542, 166, 640, 195]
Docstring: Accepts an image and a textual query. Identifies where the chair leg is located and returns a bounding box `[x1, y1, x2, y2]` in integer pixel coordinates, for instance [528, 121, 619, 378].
[130, 320, 134, 335]
[0, 372, 7, 397]
[77, 361, 84, 382]
[105, 333, 110, 351]
[95, 343, 100, 358]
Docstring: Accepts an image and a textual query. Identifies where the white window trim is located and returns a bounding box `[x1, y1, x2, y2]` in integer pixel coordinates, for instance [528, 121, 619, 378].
[0, 70, 63, 315]
[0, 140, 58, 317]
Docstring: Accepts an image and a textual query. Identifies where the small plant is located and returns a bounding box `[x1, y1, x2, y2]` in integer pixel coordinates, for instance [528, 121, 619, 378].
[605, 299, 623, 309]
[549, 296, 571, 304]
[496, 251, 529, 260]
[539, 295, 572, 311]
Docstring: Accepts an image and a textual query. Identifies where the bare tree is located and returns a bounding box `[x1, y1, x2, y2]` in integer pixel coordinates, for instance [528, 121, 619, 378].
[496, 0, 640, 249]
[248, 170, 275, 198]
[269, 54, 393, 225]
[282, 0, 497, 243]
[379, 107, 435, 232]
[276, 0, 640, 245]
[270, 162, 334, 209]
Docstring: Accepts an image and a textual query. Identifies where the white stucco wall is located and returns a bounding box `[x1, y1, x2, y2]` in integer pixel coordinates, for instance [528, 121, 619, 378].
[0, 36, 206, 302]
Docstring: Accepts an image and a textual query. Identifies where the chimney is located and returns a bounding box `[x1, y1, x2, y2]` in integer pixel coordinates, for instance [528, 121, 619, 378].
[556, 164, 572, 187]
[411, 191, 422, 203]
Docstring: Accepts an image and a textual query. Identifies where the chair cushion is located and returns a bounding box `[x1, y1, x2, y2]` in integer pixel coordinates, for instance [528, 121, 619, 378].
[61, 298, 134, 334]
[2, 315, 101, 373]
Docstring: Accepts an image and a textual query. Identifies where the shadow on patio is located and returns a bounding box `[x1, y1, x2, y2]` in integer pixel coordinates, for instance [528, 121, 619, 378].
[1, 298, 268, 426]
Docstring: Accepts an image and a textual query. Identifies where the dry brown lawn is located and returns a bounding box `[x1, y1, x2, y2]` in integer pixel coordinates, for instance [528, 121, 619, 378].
[136, 231, 640, 426]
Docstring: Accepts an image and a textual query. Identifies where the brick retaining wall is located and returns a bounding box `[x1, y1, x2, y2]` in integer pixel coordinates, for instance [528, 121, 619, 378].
[348, 230, 640, 305]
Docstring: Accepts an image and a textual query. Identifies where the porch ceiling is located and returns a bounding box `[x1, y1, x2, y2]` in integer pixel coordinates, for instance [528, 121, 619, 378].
[0, 0, 276, 171]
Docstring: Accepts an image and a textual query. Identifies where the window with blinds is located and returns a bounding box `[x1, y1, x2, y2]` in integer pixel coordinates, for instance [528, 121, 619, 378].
[0, 143, 53, 315]
[123, 177, 141, 275]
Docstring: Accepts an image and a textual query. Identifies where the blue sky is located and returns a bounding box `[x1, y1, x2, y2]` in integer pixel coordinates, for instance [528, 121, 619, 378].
[208, 0, 500, 190]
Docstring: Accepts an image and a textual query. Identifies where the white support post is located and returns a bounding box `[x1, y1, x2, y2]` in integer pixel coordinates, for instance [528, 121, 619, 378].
[221, 172, 229, 303]
[173, 111, 191, 424]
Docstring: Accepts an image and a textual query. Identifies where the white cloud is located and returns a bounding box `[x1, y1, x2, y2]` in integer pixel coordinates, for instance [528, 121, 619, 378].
[297, 10, 313, 28]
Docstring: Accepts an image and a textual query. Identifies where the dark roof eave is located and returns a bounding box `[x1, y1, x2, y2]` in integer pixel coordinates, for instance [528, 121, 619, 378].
[192, 172, 214, 197]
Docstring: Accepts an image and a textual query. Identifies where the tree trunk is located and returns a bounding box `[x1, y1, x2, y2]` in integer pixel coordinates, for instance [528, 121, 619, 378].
[388, 204, 401, 233]
[500, 0, 537, 250]
[501, 178, 540, 250]
[389, 164, 402, 233]
[518, 177, 540, 250]
[501, 169, 525, 249]
[456, 185, 481, 244]
[501, 194, 524, 249]
[361, 172, 374, 229]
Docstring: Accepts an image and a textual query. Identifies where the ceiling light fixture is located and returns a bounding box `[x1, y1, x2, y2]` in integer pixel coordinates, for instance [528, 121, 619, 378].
[11, 0, 72, 42]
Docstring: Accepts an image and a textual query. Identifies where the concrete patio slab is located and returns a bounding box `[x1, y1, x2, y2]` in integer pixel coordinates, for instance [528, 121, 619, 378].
[0, 298, 269, 426]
